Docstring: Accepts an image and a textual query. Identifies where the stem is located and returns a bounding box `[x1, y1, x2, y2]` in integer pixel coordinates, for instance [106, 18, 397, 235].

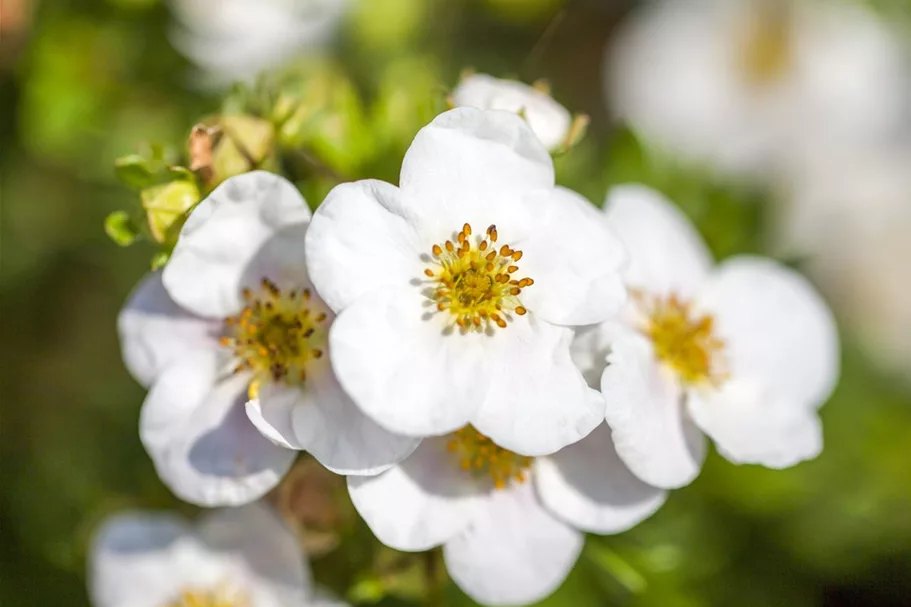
[425, 549, 445, 606]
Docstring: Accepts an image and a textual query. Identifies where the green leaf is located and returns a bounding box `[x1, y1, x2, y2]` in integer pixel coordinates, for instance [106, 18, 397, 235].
[103, 210, 139, 247]
[585, 540, 647, 595]
[150, 251, 170, 270]
[113, 154, 156, 189]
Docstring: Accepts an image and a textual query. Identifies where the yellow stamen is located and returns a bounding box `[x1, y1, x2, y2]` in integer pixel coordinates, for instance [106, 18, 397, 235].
[636, 291, 727, 386]
[164, 585, 248, 607]
[446, 426, 532, 490]
[739, 1, 792, 85]
[221, 279, 329, 397]
[422, 223, 534, 332]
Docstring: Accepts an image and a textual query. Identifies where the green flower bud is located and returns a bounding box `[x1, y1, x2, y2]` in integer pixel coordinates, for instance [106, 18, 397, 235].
[202, 115, 278, 189]
[272, 62, 374, 176]
[140, 176, 200, 244]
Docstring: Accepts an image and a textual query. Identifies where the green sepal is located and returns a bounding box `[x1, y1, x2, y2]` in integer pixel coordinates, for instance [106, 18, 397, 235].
[104, 210, 140, 247]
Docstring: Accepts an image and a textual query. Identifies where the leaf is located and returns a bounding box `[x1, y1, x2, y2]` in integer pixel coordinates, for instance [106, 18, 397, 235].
[113, 154, 156, 189]
[103, 210, 139, 247]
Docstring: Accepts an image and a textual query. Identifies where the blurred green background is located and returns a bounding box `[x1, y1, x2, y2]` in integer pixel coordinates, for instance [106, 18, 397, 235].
[2, 0, 910, 605]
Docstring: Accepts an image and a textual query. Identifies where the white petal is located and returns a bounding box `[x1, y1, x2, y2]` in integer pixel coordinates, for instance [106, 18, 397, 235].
[140, 351, 296, 506]
[516, 187, 627, 326]
[601, 331, 706, 489]
[472, 316, 604, 456]
[245, 396, 304, 451]
[570, 321, 628, 389]
[163, 171, 311, 318]
[347, 438, 478, 551]
[688, 381, 823, 468]
[329, 286, 487, 437]
[535, 424, 667, 534]
[698, 256, 840, 409]
[789, 0, 909, 156]
[169, 0, 345, 86]
[451, 74, 572, 151]
[608, 0, 770, 174]
[252, 372, 420, 476]
[304, 179, 423, 313]
[443, 481, 583, 607]
[398, 107, 554, 233]
[604, 185, 712, 298]
[89, 512, 191, 607]
[196, 503, 311, 606]
[118, 272, 221, 387]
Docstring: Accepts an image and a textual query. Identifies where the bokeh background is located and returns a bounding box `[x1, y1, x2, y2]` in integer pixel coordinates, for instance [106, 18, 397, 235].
[2, 0, 910, 605]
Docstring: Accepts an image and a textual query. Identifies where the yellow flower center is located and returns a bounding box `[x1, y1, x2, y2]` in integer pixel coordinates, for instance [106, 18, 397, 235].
[636, 292, 727, 386]
[424, 223, 533, 332]
[164, 586, 248, 607]
[221, 278, 328, 394]
[447, 426, 532, 490]
[739, 1, 792, 85]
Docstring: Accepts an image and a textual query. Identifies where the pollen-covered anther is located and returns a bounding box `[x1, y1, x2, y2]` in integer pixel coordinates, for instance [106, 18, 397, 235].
[424, 223, 533, 332]
[220, 280, 328, 390]
[635, 291, 728, 386]
[446, 426, 532, 490]
[166, 585, 249, 607]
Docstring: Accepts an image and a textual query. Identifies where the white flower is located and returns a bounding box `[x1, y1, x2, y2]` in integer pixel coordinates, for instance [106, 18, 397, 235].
[119, 171, 417, 507]
[775, 145, 911, 380]
[451, 73, 572, 151]
[607, 0, 908, 176]
[574, 185, 839, 489]
[88, 502, 346, 607]
[169, 0, 349, 86]
[349, 424, 665, 606]
[304, 107, 628, 456]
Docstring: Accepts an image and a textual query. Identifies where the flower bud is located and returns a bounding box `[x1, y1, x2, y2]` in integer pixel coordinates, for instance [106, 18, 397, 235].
[139, 174, 200, 244]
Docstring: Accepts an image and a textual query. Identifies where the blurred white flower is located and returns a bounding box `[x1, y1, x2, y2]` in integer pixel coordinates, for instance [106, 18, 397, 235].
[452, 73, 573, 151]
[88, 503, 346, 607]
[349, 424, 665, 606]
[607, 0, 908, 176]
[574, 185, 839, 489]
[304, 107, 627, 456]
[169, 0, 349, 86]
[775, 146, 911, 379]
[119, 171, 417, 507]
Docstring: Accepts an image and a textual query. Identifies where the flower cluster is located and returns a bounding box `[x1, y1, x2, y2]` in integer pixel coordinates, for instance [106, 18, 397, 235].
[110, 101, 839, 606]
